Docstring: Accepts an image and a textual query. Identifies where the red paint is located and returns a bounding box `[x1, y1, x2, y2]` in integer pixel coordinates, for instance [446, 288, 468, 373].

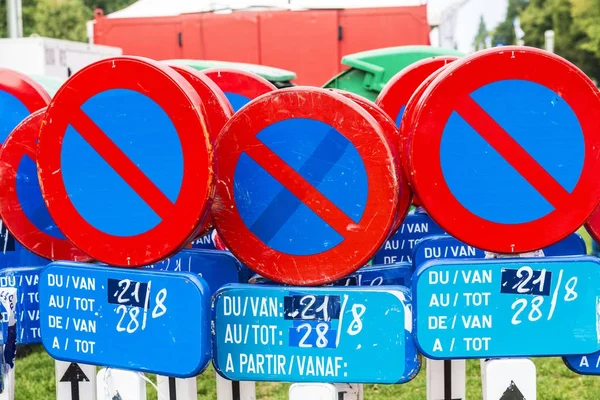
[377, 57, 458, 207]
[92, 6, 430, 85]
[168, 63, 233, 237]
[585, 206, 600, 245]
[409, 47, 600, 253]
[204, 68, 276, 103]
[0, 68, 51, 114]
[335, 90, 411, 235]
[38, 57, 212, 266]
[0, 109, 91, 262]
[212, 88, 398, 285]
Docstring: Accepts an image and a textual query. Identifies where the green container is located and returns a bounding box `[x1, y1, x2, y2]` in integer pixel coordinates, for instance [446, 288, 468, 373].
[323, 45, 465, 101]
[29, 75, 65, 97]
[165, 59, 297, 88]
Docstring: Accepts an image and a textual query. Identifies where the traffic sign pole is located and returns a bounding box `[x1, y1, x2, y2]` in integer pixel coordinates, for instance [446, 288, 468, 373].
[215, 374, 256, 400]
[96, 368, 145, 400]
[426, 359, 465, 400]
[157, 376, 197, 400]
[55, 361, 95, 400]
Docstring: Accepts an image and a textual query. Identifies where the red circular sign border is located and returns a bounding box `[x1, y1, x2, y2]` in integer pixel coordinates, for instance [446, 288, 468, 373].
[203, 68, 277, 104]
[334, 89, 412, 233]
[212, 87, 399, 285]
[38, 56, 213, 266]
[409, 46, 600, 253]
[168, 63, 234, 238]
[0, 109, 92, 262]
[0, 68, 51, 114]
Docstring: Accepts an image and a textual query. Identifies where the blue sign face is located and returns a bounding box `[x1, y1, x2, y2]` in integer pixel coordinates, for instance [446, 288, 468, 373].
[212, 284, 419, 383]
[0, 90, 30, 143]
[440, 80, 584, 224]
[39, 262, 211, 377]
[373, 213, 444, 265]
[225, 93, 251, 112]
[0, 225, 48, 269]
[143, 249, 242, 295]
[414, 257, 600, 358]
[235, 118, 368, 256]
[412, 233, 587, 268]
[61, 89, 184, 237]
[0, 267, 42, 344]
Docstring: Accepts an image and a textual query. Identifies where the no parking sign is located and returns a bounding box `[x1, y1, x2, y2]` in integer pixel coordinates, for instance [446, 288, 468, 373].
[37, 57, 213, 266]
[213, 88, 399, 285]
[409, 47, 600, 253]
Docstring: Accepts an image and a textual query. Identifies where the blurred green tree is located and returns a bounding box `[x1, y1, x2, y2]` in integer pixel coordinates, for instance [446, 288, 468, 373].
[491, 0, 528, 46]
[473, 15, 489, 50]
[0, 0, 135, 39]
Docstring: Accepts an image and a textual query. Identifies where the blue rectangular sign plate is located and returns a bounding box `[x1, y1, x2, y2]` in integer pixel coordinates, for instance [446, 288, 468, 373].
[414, 256, 600, 358]
[39, 262, 211, 377]
[412, 234, 587, 269]
[0, 267, 43, 344]
[373, 213, 444, 265]
[143, 249, 242, 294]
[212, 284, 419, 383]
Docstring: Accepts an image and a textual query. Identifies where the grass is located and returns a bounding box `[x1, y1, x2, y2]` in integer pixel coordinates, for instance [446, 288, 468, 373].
[12, 345, 600, 399]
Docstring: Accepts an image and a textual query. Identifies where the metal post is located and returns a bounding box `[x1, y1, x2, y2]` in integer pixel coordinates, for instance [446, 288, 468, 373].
[6, 0, 23, 38]
[544, 30, 555, 53]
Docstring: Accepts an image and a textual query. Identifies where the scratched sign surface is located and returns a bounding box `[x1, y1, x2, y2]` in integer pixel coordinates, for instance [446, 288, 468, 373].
[0, 267, 43, 344]
[143, 249, 243, 294]
[40, 262, 211, 377]
[212, 284, 419, 383]
[414, 256, 600, 358]
[373, 213, 444, 265]
[251, 263, 413, 288]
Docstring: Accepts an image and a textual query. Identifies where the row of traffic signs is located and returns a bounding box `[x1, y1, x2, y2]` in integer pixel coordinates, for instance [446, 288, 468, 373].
[1, 44, 600, 399]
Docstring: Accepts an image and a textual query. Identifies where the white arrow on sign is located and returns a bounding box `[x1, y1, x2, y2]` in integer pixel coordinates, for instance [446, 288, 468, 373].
[157, 376, 197, 400]
[55, 361, 96, 400]
[482, 358, 535, 400]
[96, 368, 145, 400]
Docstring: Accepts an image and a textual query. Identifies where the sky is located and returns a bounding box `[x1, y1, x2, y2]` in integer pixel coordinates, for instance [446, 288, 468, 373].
[428, 0, 508, 53]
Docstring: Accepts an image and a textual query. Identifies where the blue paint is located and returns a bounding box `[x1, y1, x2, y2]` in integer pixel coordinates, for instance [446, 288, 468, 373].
[0, 90, 29, 144]
[190, 231, 217, 250]
[333, 263, 413, 287]
[234, 118, 367, 256]
[16, 154, 64, 239]
[0, 223, 48, 269]
[61, 89, 183, 237]
[39, 262, 211, 377]
[440, 80, 584, 224]
[373, 213, 444, 265]
[212, 284, 419, 383]
[224, 92, 252, 112]
[0, 267, 43, 344]
[564, 352, 600, 375]
[412, 234, 587, 269]
[143, 249, 242, 295]
[413, 256, 600, 358]
[250, 262, 413, 288]
[395, 105, 406, 127]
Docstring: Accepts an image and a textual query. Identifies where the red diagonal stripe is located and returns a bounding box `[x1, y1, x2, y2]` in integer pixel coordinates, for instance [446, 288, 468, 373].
[69, 108, 175, 218]
[243, 136, 355, 236]
[455, 95, 571, 208]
